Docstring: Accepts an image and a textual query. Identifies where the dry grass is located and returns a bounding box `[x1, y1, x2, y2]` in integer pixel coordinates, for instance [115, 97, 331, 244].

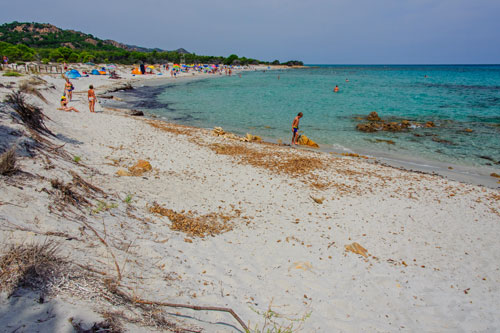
[209, 143, 325, 177]
[0, 147, 17, 176]
[70, 316, 123, 333]
[149, 202, 235, 238]
[18, 81, 49, 104]
[50, 178, 91, 208]
[0, 241, 64, 296]
[47, 172, 106, 212]
[0, 242, 188, 331]
[3, 91, 53, 136]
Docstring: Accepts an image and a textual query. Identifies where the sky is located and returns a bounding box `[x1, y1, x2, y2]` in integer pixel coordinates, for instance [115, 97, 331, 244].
[2, 0, 500, 64]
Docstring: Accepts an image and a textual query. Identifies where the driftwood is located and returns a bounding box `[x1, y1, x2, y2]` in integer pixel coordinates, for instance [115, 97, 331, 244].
[134, 298, 249, 332]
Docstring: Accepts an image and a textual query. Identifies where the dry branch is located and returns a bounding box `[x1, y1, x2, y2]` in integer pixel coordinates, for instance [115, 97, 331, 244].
[134, 298, 249, 332]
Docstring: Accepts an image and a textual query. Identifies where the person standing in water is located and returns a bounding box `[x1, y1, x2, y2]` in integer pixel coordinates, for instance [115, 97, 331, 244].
[88, 85, 97, 113]
[291, 112, 303, 145]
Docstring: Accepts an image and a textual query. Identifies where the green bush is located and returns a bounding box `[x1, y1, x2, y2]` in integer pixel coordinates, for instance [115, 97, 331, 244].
[3, 71, 22, 77]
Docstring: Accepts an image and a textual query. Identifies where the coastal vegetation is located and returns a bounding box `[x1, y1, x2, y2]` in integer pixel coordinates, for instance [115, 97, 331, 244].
[0, 22, 303, 66]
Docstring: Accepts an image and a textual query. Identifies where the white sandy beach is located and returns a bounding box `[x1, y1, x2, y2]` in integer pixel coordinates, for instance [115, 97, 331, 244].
[1, 65, 499, 332]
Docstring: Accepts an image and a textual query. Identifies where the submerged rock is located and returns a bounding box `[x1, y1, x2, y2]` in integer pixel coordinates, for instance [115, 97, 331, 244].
[375, 139, 395, 145]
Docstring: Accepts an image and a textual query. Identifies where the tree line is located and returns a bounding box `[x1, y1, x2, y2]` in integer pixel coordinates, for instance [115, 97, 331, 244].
[0, 41, 303, 66]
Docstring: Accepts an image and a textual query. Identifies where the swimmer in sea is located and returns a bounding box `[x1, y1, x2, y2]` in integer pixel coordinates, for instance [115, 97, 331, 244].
[291, 112, 303, 145]
[333, 85, 339, 92]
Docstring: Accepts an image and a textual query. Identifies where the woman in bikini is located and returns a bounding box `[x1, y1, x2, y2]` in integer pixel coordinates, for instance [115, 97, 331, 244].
[64, 78, 74, 101]
[87, 85, 97, 113]
[58, 96, 79, 112]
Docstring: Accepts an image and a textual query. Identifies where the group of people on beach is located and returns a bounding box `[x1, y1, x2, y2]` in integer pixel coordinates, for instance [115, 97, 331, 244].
[58, 77, 97, 113]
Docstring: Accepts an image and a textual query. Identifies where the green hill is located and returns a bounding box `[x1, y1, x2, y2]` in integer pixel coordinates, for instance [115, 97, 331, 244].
[0, 21, 301, 66]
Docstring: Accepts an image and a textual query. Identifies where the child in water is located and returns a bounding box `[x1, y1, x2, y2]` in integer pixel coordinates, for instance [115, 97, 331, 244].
[291, 112, 303, 145]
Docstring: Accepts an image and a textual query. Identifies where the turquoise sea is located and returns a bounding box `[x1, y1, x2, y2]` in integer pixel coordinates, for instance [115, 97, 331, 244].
[119, 65, 500, 170]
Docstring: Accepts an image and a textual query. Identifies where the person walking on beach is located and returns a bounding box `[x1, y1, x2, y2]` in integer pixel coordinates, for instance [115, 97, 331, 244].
[64, 78, 74, 101]
[88, 85, 97, 113]
[291, 112, 303, 145]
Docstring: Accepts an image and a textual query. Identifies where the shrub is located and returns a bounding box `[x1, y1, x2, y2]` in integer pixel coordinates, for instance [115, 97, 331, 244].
[3, 71, 22, 77]
[0, 147, 17, 176]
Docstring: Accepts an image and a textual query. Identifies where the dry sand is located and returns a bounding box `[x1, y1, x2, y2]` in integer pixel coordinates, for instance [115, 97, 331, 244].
[0, 65, 499, 332]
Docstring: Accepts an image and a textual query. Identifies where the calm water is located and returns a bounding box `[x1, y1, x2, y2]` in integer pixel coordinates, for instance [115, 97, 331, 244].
[123, 65, 500, 168]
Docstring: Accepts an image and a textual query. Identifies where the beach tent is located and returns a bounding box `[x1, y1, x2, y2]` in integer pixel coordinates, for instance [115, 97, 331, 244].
[91, 69, 101, 75]
[65, 69, 82, 79]
[132, 68, 142, 75]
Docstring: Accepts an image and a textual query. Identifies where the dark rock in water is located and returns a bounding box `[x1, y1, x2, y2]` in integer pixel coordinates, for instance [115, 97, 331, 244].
[357, 123, 380, 132]
[478, 155, 500, 164]
[401, 120, 411, 129]
[356, 112, 435, 133]
[98, 95, 114, 99]
[414, 133, 422, 137]
[367, 111, 381, 122]
[129, 110, 144, 116]
[432, 137, 454, 145]
[383, 122, 402, 132]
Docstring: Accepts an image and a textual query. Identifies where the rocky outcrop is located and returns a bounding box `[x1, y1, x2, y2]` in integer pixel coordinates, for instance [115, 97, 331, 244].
[298, 134, 319, 148]
[367, 111, 381, 122]
[246, 133, 262, 142]
[356, 112, 437, 133]
[212, 127, 263, 143]
[129, 110, 144, 116]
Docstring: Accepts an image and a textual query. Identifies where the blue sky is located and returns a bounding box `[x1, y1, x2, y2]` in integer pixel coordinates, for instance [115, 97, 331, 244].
[2, 0, 500, 64]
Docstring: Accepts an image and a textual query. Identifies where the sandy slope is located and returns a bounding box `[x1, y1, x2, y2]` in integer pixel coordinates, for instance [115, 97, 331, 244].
[0, 67, 499, 332]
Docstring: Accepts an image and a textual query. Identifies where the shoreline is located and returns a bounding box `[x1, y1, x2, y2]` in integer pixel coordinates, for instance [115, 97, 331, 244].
[108, 75, 500, 189]
[1, 65, 499, 331]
